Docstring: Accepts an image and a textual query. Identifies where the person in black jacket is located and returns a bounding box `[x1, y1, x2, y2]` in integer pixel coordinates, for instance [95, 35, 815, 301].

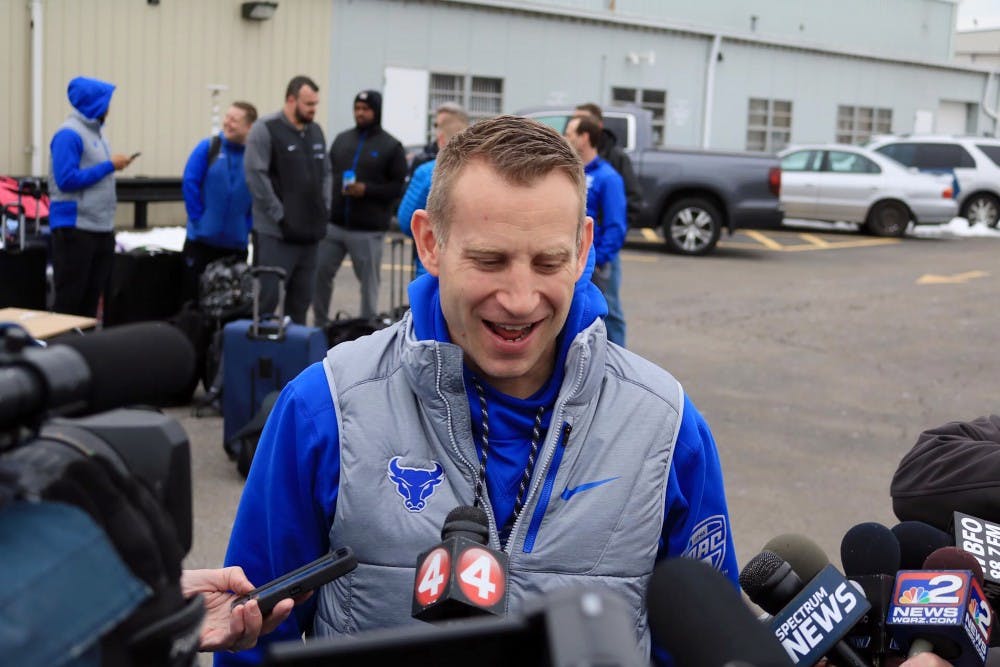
[314, 90, 407, 325]
[574, 103, 643, 230]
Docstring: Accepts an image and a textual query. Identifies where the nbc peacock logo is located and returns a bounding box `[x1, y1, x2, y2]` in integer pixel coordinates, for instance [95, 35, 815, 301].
[899, 587, 932, 604]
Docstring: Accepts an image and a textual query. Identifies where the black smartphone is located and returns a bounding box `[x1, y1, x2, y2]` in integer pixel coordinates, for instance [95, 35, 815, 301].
[231, 547, 357, 616]
[129, 152, 141, 160]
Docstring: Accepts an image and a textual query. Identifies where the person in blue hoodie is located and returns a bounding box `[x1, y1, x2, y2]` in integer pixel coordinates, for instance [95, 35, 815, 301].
[218, 116, 737, 666]
[48, 76, 135, 317]
[181, 101, 258, 304]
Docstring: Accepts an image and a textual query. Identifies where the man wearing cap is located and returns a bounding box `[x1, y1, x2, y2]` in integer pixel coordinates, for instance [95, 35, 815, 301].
[48, 76, 136, 317]
[314, 90, 407, 325]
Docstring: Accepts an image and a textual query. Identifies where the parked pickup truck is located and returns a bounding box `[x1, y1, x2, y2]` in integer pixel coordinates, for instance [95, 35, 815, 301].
[517, 105, 783, 255]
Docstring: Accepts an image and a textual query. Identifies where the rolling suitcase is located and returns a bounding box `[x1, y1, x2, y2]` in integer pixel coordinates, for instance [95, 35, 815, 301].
[222, 266, 326, 462]
[1, 179, 49, 310]
[104, 246, 185, 325]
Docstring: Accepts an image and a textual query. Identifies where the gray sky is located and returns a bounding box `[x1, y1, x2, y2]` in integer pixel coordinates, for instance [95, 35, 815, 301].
[957, 0, 1000, 30]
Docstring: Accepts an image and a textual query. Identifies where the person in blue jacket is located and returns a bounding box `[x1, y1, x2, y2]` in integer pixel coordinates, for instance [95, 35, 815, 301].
[48, 76, 135, 317]
[181, 101, 257, 304]
[218, 116, 737, 666]
[397, 102, 469, 277]
[563, 114, 628, 347]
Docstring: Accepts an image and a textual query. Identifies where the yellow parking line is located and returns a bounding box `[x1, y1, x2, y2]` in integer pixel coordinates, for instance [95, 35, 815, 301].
[779, 237, 901, 251]
[743, 230, 786, 250]
[798, 233, 831, 248]
[639, 228, 660, 242]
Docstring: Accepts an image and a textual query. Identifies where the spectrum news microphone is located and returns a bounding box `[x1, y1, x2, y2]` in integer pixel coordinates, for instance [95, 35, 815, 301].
[840, 521, 903, 665]
[740, 550, 869, 667]
[648, 556, 793, 667]
[412, 505, 509, 622]
[887, 546, 993, 666]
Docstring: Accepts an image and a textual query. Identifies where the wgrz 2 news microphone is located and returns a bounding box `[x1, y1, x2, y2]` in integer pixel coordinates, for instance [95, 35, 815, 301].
[887, 546, 994, 667]
[412, 505, 508, 622]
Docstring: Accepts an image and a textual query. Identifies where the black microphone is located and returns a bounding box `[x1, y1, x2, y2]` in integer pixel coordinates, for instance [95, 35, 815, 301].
[893, 521, 954, 570]
[648, 556, 793, 667]
[887, 545, 993, 666]
[741, 551, 870, 666]
[841, 522, 902, 664]
[412, 505, 508, 622]
[0, 322, 196, 428]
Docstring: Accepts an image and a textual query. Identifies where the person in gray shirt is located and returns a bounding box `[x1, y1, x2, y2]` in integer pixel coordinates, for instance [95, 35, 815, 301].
[244, 75, 332, 324]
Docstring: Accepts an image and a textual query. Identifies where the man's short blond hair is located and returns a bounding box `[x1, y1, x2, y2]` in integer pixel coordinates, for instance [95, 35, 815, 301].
[435, 102, 470, 143]
[426, 115, 586, 247]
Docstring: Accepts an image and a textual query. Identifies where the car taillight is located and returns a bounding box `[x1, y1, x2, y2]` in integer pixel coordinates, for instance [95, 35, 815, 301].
[942, 187, 953, 199]
[768, 167, 781, 197]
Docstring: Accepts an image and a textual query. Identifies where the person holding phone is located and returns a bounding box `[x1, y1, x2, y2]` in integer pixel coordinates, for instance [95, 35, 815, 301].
[313, 90, 407, 325]
[48, 76, 137, 318]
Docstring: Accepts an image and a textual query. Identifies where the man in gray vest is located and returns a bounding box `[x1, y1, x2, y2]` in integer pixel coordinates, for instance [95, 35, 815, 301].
[244, 75, 332, 324]
[48, 76, 135, 317]
[219, 116, 738, 665]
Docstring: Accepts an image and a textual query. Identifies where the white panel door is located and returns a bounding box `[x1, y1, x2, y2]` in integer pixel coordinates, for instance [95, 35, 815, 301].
[382, 67, 430, 147]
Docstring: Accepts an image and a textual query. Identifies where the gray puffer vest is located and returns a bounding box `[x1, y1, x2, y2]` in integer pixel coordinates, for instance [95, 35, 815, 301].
[314, 313, 684, 658]
[48, 112, 116, 232]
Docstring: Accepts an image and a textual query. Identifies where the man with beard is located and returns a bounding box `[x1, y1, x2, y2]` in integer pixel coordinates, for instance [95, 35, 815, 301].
[244, 76, 332, 324]
[313, 90, 407, 325]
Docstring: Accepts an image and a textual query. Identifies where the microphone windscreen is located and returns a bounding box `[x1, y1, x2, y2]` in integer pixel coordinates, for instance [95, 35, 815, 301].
[739, 551, 802, 615]
[441, 505, 490, 543]
[923, 546, 986, 585]
[55, 322, 196, 413]
[649, 557, 793, 667]
[892, 521, 953, 570]
[762, 533, 830, 582]
[840, 522, 900, 577]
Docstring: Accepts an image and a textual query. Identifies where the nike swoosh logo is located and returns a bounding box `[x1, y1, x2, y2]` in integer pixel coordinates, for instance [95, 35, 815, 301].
[560, 476, 620, 501]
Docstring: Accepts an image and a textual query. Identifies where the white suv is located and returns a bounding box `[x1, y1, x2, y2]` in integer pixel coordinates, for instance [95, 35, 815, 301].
[867, 135, 1000, 227]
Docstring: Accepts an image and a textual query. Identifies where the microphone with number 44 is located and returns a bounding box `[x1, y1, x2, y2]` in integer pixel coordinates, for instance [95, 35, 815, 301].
[412, 505, 509, 622]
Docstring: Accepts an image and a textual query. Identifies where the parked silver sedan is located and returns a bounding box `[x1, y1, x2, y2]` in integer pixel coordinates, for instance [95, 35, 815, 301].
[778, 144, 957, 237]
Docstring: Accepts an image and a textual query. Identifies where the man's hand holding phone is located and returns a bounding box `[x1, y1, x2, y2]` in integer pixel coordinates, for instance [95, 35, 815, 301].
[181, 566, 297, 653]
[111, 152, 139, 171]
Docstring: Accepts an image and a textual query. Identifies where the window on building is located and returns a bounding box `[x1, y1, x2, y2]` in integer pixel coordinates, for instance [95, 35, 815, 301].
[427, 73, 503, 141]
[612, 86, 667, 145]
[746, 98, 792, 152]
[836, 106, 893, 144]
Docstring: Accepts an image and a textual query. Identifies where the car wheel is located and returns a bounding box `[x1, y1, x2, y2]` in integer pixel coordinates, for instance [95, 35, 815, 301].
[662, 198, 722, 256]
[962, 193, 1000, 228]
[865, 201, 909, 237]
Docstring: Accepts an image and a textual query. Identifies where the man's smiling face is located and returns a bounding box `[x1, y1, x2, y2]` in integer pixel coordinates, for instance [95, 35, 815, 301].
[417, 159, 591, 398]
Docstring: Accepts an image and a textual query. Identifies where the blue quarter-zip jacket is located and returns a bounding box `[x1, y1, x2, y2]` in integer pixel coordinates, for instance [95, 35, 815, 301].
[396, 158, 433, 276]
[219, 270, 737, 666]
[183, 134, 253, 249]
[585, 156, 627, 267]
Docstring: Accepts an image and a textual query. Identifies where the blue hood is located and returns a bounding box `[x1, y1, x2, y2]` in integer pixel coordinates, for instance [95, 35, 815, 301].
[67, 77, 115, 120]
[407, 264, 608, 386]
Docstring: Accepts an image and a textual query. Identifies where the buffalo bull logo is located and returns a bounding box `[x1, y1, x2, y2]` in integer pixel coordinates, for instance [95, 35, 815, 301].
[387, 457, 445, 512]
[682, 515, 728, 570]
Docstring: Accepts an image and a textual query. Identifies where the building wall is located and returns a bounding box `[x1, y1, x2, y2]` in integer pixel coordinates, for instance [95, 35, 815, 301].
[442, 0, 959, 63]
[955, 28, 1000, 68]
[328, 0, 995, 151]
[1, 0, 332, 187]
